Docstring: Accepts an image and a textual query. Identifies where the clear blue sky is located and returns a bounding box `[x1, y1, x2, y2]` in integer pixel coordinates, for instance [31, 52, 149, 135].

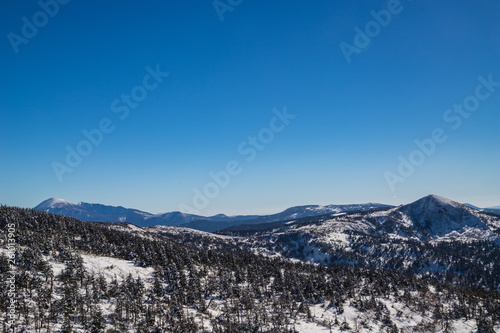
[1, 0, 499, 215]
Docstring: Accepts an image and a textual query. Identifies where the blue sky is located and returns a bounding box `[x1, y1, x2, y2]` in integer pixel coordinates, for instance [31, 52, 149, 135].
[1, 0, 499, 215]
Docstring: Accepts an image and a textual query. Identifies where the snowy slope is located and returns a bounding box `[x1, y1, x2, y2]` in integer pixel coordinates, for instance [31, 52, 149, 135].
[5, 243, 496, 333]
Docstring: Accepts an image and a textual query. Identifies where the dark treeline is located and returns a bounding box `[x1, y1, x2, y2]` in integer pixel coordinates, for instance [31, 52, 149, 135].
[0, 206, 498, 332]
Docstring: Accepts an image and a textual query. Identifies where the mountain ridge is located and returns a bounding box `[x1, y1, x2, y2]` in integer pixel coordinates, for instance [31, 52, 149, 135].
[34, 195, 500, 232]
[34, 198, 392, 229]
[34, 198, 259, 227]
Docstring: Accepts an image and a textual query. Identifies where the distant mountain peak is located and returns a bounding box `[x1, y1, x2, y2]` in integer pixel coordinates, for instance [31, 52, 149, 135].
[405, 195, 468, 212]
[425, 194, 460, 205]
[397, 194, 486, 238]
[35, 198, 72, 210]
[463, 203, 481, 210]
[211, 214, 229, 219]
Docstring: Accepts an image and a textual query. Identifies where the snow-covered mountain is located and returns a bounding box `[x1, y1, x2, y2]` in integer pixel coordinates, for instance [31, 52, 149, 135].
[99, 194, 499, 290]
[179, 203, 393, 231]
[231, 194, 500, 242]
[387, 194, 497, 240]
[34, 198, 392, 230]
[35, 198, 156, 226]
[34, 198, 258, 227]
[218, 195, 500, 289]
[258, 203, 393, 221]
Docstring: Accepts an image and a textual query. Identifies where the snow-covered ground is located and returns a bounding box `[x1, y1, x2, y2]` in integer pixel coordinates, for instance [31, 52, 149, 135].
[81, 254, 155, 285]
[2, 245, 499, 332]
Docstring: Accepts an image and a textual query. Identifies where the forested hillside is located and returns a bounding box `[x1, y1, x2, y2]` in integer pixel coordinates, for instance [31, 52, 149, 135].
[1, 205, 499, 332]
